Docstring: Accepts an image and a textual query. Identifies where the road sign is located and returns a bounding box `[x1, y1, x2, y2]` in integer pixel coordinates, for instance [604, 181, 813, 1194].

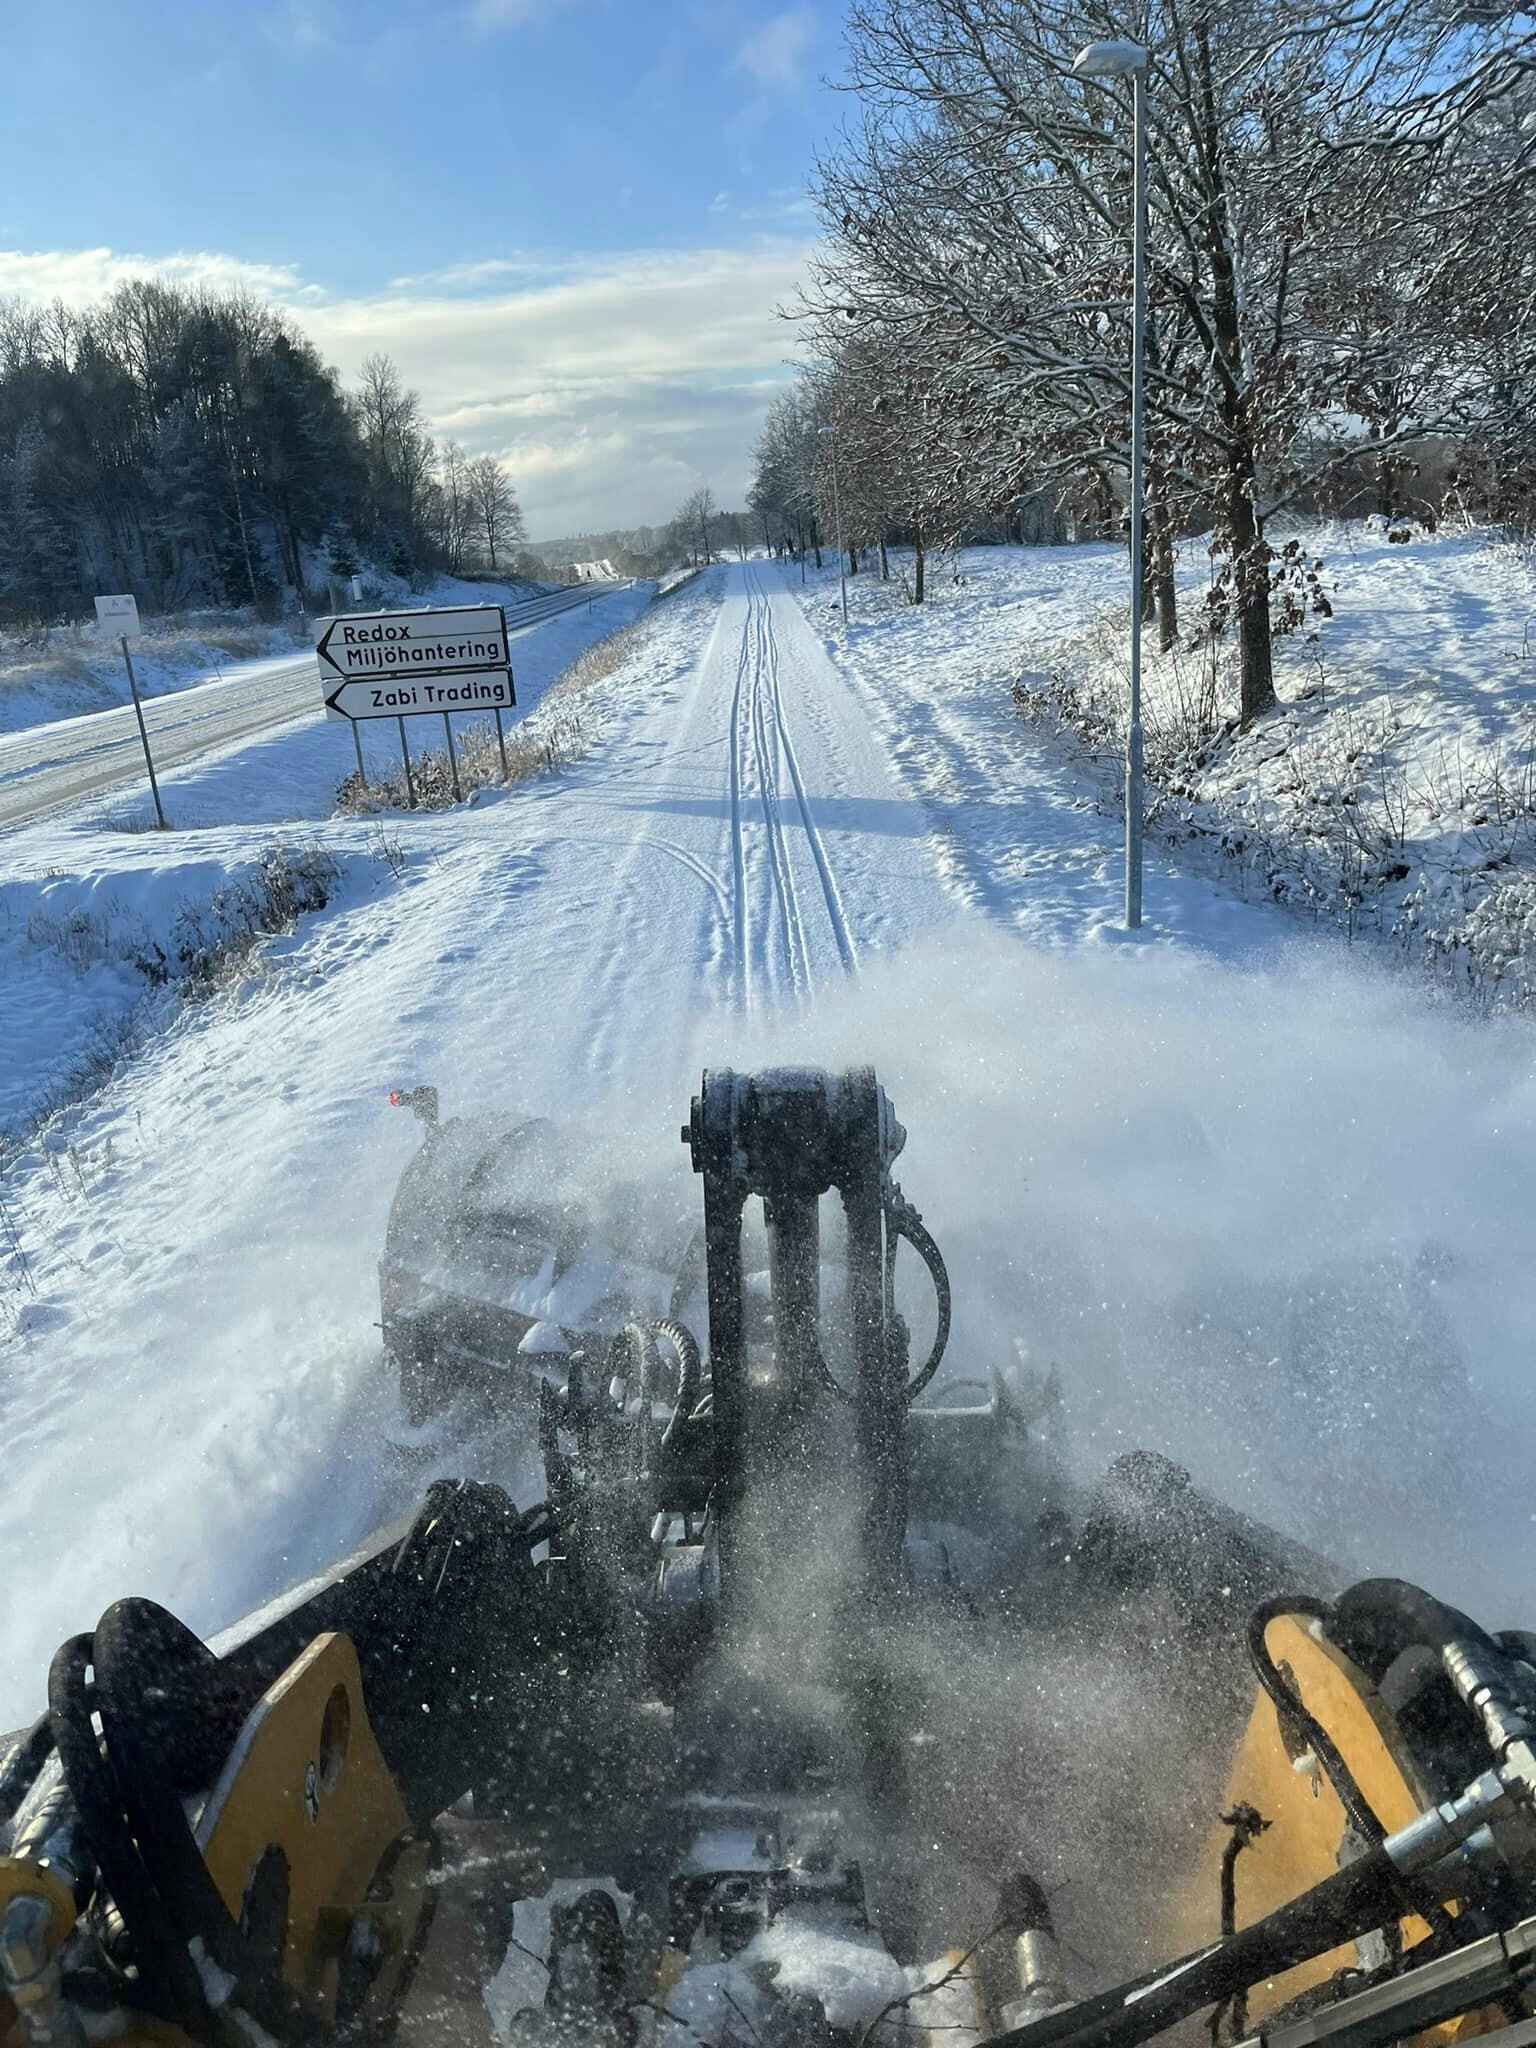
[322, 670, 517, 723]
[315, 604, 510, 688]
[95, 593, 140, 636]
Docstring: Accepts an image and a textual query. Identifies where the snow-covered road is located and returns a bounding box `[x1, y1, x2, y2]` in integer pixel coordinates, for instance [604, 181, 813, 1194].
[6, 554, 1536, 1730]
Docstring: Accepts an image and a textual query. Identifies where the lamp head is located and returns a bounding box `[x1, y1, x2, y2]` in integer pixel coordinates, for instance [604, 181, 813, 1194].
[1073, 37, 1149, 75]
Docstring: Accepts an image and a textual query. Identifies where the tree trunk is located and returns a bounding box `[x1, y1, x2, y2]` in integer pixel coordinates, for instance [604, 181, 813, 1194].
[879, 536, 890, 579]
[1153, 496, 1178, 651]
[914, 531, 925, 604]
[1230, 473, 1274, 720]
[224, 425, 259, 604]
[1195, 20, 1274, 723]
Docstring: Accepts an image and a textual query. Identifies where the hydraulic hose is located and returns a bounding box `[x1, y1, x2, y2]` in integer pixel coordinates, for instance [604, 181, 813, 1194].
[1247, 1595, 1393, 1849]
[49, 1604, 328, 2043]
[0, 1713, 54, 1832]
[652, 1316, 703, 1450]
[894, 1202, 952, 1401]
[47, 1632, 212, 2028]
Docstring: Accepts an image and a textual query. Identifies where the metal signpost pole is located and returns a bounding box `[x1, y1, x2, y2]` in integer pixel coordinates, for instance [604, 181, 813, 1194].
[120, 635, 168, 831]
[351, 720, 368, 799]
[494, 706, 510, 782]
[397, 718, 417, 809]
[1125, 65, 1148, 932]
[442, 715, 462, 803]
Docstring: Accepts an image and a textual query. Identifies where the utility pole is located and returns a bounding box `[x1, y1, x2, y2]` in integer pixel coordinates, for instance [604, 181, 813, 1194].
[1075, 38, 1151, 930]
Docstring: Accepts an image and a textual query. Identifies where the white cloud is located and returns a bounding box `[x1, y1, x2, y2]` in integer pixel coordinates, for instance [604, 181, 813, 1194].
[0, 239, 817, 537]
[736, 7, 815, 88]
[709, 190, 732, 214]
[0, 247, 323, 306]
[386, 256, 568, 291]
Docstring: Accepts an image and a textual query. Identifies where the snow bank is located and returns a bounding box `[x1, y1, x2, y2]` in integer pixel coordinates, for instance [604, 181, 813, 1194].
[1003, 524, 1536, 996]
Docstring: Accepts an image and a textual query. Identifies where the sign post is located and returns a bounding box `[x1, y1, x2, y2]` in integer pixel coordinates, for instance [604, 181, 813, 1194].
[397, 718, 417, 809]
[316, 603, 515, 805]
[96, 595, 168, 831]
[441, 714, 462, 803]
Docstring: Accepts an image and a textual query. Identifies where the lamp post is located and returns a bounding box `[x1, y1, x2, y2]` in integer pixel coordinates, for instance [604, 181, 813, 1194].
[1075, 36, 1149, 931]
[818, 423, 849, 626]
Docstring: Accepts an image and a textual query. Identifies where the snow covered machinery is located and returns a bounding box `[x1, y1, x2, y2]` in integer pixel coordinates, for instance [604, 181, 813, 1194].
[4, 1066, 1536, 2048]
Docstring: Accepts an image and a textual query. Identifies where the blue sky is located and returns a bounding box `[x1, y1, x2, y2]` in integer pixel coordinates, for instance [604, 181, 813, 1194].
[1, 0, 845, 537]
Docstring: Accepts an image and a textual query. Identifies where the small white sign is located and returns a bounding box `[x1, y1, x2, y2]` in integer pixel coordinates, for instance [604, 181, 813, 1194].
[323, 671, 517, 723]
[95, 593, 140, 637]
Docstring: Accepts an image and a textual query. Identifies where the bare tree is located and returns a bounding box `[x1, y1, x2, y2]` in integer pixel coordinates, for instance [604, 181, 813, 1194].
[467, 455, 525, 571]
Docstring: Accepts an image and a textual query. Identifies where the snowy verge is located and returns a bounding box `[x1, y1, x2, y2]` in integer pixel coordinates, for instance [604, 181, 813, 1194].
[1010, 524, 1536, 1002]
[0, 571, 549, 739]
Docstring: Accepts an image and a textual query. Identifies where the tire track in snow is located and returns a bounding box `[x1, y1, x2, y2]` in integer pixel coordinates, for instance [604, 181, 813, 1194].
[747, 573, 813, 1005]
[753, 565, 860, 980]
[727, 582, 755, 1009]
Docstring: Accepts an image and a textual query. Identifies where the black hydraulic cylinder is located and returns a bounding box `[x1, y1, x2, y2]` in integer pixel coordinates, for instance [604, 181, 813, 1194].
[983, 1848, 1417, 2048]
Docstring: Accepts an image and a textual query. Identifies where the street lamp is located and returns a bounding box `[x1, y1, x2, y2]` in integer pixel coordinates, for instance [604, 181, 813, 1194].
[1075, 35, 1149, 931]
[818, 423, 849, 626]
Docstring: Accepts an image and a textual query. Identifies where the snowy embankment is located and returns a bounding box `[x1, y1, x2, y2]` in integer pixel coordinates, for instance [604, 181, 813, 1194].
[1009, 523, 1536, 997]
[3, 557, 1536, 1764]
[0, 570, 547, 737]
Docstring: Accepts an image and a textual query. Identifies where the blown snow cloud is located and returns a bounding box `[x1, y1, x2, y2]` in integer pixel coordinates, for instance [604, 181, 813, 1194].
[0, 238, 817, 537]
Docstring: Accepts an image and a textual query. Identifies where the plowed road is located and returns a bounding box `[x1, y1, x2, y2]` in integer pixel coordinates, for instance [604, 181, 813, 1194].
[0, 582, 622, 833]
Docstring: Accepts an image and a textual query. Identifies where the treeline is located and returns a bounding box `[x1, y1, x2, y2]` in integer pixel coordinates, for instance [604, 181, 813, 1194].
[750, 0, 1536, 718]
[531, 488, 756, 582]
[0, 281, 530, 626]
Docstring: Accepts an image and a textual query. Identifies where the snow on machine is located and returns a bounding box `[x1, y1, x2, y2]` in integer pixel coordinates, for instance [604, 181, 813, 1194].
[379, 1084, 707, 1428]
[3, 1067, 1534, 2048]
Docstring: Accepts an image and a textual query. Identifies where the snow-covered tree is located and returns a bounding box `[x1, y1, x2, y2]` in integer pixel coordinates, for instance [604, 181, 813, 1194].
[803, 0, 1536, 718]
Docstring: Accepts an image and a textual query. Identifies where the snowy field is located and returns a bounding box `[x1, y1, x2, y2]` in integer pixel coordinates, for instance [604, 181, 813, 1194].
[3, 551, 1535, 1731]
[0, 569, 548, 737]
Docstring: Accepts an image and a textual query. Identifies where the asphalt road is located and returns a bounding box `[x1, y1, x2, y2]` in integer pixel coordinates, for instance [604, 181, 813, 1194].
[0, 582, 624, 835]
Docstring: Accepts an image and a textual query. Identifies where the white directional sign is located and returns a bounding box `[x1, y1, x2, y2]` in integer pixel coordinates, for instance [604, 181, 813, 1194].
[316, 603, 514, 722]
[324, 671, 518, 722]
[95, 593, 141, 636]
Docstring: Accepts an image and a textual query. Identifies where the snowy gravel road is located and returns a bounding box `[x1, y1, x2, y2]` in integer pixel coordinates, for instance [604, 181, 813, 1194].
[0, 581, 623, 834]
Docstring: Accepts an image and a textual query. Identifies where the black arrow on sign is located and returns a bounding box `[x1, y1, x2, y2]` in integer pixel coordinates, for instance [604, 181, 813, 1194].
[316, 619, 348, 678]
